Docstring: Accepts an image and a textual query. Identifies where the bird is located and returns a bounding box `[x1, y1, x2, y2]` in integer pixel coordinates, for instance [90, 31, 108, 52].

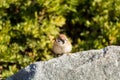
[52, 34, 72, 55]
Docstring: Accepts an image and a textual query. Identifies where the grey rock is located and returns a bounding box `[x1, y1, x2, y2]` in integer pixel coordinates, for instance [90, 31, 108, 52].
[6, 46, 120, 80]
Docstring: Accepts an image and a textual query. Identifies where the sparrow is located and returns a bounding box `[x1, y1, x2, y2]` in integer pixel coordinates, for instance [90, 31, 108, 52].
[52, 34, 72, 55]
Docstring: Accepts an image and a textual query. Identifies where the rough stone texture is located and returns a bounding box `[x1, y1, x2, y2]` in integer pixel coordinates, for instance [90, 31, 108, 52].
[6, 46, 120, 80]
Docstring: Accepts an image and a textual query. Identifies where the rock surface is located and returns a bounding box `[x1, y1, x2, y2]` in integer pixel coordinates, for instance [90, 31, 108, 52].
[6, 46, 120, 80]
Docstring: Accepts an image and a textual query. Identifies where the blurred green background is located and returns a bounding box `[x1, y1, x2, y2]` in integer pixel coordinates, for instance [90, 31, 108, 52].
[0, 0, 120, 79]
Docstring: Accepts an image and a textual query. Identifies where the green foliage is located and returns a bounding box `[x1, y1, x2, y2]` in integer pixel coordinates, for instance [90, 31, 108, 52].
[0, 0, 120, 79]
[63, 0, 120, 51]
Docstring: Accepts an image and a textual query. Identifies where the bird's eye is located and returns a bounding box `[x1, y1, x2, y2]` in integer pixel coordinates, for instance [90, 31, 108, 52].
[56, 38, 67, 44]
[56, 39, 61, 42]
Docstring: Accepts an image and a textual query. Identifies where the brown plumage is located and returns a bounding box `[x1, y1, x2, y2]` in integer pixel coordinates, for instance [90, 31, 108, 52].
[52, 34, 72, 55]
